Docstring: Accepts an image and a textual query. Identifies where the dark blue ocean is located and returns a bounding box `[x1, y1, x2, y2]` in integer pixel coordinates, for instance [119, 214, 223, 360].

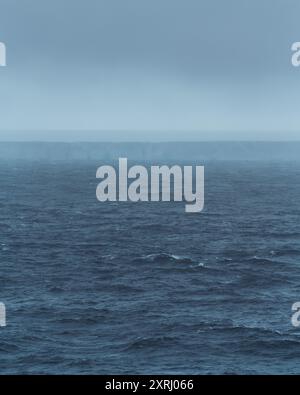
[1, 160, 300, 374]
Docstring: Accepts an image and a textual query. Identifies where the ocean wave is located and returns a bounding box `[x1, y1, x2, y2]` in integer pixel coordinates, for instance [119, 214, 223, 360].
[123, 335, 179, 351]
[140, 253, 196, 265]
[245, 256, 286, 266]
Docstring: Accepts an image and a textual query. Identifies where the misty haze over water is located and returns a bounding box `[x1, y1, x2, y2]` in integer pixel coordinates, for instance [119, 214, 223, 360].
[0, 141, 300, 162]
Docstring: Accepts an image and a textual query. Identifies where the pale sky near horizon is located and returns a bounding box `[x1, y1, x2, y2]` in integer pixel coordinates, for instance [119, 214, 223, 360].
[0, 0, 300, 141]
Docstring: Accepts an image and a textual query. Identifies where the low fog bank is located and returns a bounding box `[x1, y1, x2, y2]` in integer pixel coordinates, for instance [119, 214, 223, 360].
[0, 142, 300, 162]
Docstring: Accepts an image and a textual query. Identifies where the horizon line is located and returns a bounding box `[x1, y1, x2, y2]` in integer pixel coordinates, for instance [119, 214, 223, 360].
[1, 140, 300, 144]
[0, 130, 299, 143]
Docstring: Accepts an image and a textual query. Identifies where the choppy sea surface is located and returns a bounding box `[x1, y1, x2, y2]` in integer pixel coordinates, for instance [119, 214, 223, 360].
[1, 160, 300, 374]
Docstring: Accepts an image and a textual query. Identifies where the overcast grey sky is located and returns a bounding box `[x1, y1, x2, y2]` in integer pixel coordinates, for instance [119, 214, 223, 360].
[0, 0, 300, 141]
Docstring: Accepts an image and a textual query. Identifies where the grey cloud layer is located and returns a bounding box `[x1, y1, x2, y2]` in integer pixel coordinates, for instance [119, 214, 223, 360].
[0, 0, 299, 139]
